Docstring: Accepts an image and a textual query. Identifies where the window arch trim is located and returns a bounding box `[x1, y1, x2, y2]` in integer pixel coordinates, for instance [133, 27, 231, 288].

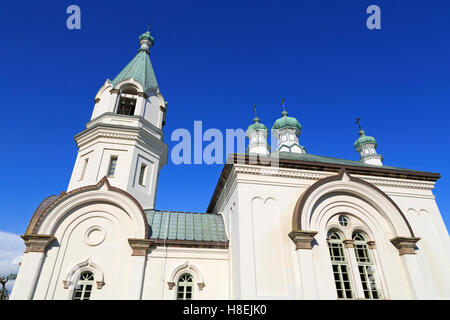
[63, 257, 105, 290]
[168, 261, 205, 291]
[292, 168, 415, 237]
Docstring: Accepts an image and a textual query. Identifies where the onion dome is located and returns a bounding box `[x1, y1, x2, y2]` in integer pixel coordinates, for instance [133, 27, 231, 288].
[247, 116, 268, 132]
[139, 31, 154, 47]
[354, 130, 377, 150]
[272, 110, 302, 132]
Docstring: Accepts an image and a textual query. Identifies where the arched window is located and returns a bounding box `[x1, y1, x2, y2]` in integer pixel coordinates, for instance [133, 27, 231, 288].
[353, 231, 381, 299]
[177, 273, 193, 300]
[72, 271, 94, 300]
[117, 86, 137, 116]
[327, 230, 353, 299]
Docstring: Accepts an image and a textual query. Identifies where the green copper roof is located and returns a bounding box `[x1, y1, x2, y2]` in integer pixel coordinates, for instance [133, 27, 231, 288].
[112, 33, 158, 91]
[145, 210, 228, 242]
[247, 116, 267, 131]
[275, 151, 419, 171]
[272, 111, 302, 131]
[354, 130, 377, 150]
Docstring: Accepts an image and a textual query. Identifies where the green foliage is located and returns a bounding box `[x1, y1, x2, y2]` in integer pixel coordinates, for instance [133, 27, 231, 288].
[0, 274, 17, 300]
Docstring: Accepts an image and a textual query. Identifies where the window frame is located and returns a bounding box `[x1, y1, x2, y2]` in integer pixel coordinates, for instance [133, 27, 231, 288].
[138, 163, 147, 186]
[353, 231, 381, 300]
[327, 230, 354, 299]
[72, 271, 95, 300]
[176, 273, 194, 300]
[107, 156, 118, 178]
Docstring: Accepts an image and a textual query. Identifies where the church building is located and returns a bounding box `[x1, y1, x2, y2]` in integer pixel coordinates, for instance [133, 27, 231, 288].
[10, 28, 450, 300]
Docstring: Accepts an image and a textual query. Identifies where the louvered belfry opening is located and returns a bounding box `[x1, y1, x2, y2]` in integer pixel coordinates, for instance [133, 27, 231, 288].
[117, 86, 138, 116]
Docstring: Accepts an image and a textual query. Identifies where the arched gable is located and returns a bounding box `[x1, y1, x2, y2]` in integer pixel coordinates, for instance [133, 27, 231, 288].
[292, 168, 414, 237]
[25, 176, 149, 238]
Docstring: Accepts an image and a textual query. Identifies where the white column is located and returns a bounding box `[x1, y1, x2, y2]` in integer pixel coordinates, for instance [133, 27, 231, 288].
[390, 237, 425, 299]
[289, 231, 318, 300]
[128, 255, 147, 299]
[135, 93, 147, 117]
[109, 89, 120, 113]
[10, 235, 55, 300]
[127, 239, 153, 300]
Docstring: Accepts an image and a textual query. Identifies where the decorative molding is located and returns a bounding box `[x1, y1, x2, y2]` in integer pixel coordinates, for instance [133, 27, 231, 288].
[128, 238, 154, 256]
[207, 153, 440, 213]
[292, 168, 416, 237]
[343, 239, 355, 248]
[63, 257, 105, 289]
[197, 282, 206, 291]
[234, 165, 331, 181]
[75, 124, 167, 162]
[168, 282, 175, 290]
[355, 176, 435, 191]
[84, 226, 106, 247]
[288, 230, 318, 250]
[367, 240, 376, 249]
[21, 234, 56, 253]
[169, 261, 205, 288]
[25, 176, 149, 238]
[62, 280, 70, 289]
[390, 237, 421, 255]
[152, 238, 229, 249]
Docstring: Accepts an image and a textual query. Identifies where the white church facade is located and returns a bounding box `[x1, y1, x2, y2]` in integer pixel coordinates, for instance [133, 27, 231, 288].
[10, 28, 450, 300]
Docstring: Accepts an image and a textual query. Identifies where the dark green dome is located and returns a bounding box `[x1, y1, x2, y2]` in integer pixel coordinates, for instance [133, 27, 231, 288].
[354, 130, 377, 149]
[272, 111, 302, 132]
[139, 31, 154, 45]
[247, 117, 267, 131]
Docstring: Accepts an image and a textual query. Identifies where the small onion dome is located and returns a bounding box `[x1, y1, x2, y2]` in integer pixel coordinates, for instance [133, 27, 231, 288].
[139, 31, 154, 46]
[354, 130, 377, 149]
[247, 116, 267, 131]
[272, 110, 302, 132]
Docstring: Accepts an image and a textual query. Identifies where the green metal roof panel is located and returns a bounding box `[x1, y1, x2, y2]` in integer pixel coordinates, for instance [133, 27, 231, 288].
[274, 152, 428, 172]
[112, 49, 158, 91]
[145, 210, 228, 242]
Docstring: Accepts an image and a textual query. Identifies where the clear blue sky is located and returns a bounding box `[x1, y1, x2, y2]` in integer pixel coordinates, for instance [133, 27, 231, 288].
[0, 0, 449, 234]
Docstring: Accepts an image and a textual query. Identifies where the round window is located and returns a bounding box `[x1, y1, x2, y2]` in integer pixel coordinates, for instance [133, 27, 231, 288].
[338, 215, 349, 227]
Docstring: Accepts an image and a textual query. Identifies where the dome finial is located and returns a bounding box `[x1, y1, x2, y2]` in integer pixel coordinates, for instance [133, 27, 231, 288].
[355, 117, 365, 136]
[139, 21, 154, 52]
[253, 104, 259, 122]
[281, 97, 288, 116]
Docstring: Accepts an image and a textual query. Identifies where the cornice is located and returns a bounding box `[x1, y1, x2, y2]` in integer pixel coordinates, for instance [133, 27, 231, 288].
[353, 176, 435, 191]
[232, 163, 436, 190]
[75, 124, 168, 160]
[207, 153, 440, 212]
[86, 112, 164, 138]
[233, 164, 332, 181]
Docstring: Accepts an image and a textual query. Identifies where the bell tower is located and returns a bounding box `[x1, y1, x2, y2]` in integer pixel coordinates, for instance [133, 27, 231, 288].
[67, 27, 168, 209]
